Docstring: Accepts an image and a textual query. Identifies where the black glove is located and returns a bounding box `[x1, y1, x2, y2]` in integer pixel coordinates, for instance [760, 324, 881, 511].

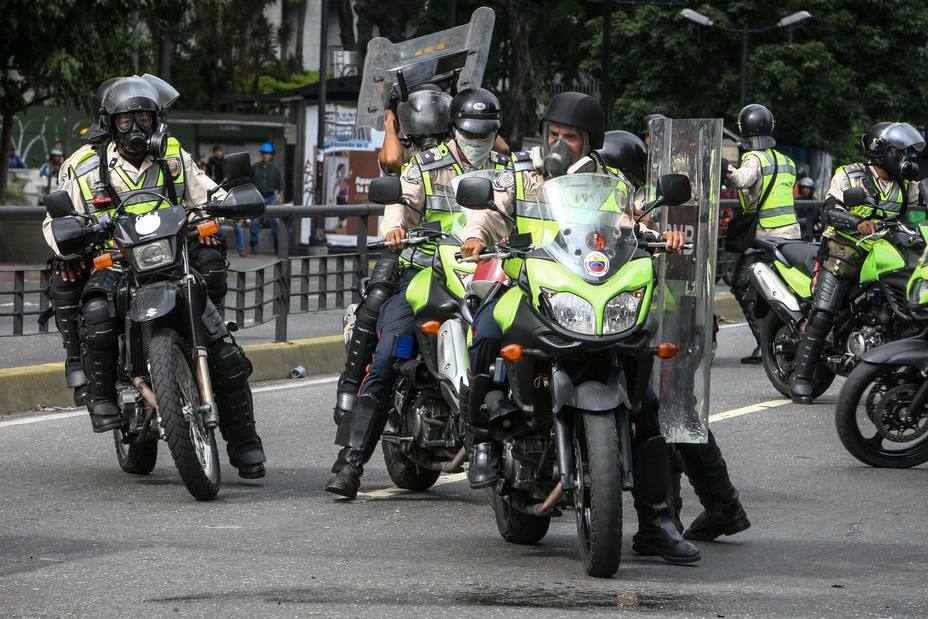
[820, 206, 863, 232]
[720, 157, 731, 180]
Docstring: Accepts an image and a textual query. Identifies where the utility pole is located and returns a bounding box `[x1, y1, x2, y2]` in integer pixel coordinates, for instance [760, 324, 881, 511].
[600, 5, 613, 125]
[312, 0, 329, 246]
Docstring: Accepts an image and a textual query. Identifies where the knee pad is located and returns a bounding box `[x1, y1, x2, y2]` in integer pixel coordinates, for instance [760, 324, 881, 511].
[80, 297, 118, 350]
[209, 340, 252, 391]
[357, 280, 395, 328]
[201, 299, 230, 344]
[47, 273, 85, 303]
[195, 249, 228, 306]
[806, 307, 834, 334]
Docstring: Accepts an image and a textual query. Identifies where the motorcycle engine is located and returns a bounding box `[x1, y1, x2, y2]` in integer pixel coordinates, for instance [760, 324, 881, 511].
[846, 326, 885, 358]
[501, 438, 545, 491]
[412, 395, 449, 445]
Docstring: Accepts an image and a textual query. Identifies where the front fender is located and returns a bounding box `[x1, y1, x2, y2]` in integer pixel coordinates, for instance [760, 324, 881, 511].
[551, 365, 630, 415]
[128, 281, 178, 322]
[860, 336, 928, 371]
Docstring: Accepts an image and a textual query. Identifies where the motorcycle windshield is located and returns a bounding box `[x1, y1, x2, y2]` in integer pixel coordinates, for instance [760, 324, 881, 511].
[880, 122, 926, 152]
[536, 173, 637, 282]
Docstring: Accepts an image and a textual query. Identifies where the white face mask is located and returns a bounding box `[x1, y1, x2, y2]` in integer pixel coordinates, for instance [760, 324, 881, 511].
[454, 128, 495, 167]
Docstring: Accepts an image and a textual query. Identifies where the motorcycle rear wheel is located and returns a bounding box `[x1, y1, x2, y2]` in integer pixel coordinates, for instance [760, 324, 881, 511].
[761, 313, 834, 399]
[113, 429, 158, 475]
[487, 488, 550, 545]
[835, 362, 928, 468]
[150, 329, 221, 500]
[382, 440, 441, 490]
[573, 411, 623, 578]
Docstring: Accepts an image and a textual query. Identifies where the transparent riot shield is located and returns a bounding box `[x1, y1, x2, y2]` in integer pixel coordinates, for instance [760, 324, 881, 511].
[647, 118, 722, 443]
[356, 6, 495, 132]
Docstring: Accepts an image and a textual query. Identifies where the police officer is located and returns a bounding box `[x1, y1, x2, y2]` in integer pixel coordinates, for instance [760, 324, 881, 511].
[460, 92, 699, 564]
[326, 87, 511, 499]
[790, 122, 925, 403]
[597, 127, 751, 546]
[724, 104, 800, 364]
[44, 76, 265, 478]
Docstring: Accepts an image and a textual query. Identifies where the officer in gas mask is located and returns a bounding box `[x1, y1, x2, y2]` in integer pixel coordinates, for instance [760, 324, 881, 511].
[43, 76, 266, 479]
[379, 84, 452, 175]
[790, 122, 926, 403]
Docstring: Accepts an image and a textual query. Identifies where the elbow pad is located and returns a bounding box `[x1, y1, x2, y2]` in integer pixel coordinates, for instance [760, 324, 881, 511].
[821, 206, 862, 231]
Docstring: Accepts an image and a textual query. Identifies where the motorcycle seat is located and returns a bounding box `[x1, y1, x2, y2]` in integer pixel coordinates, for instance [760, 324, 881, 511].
[756, 237, 819, 276]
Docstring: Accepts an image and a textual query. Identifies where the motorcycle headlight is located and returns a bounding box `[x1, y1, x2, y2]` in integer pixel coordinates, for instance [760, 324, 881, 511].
[603, 288, 645, 334]
[132, 239, 174, 272]
[908, 278, 928, 306]
[541, 288, 595, 335]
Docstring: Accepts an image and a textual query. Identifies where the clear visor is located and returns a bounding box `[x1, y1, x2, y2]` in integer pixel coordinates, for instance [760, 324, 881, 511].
[537, 173, 637, 281]
[880, 122, 926, 153]
[140, 73, 180, 109]
[101, 77, 161, 114]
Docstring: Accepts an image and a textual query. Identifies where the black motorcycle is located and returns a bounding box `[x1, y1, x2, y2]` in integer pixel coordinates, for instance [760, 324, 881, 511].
[45, 153, 264, 500]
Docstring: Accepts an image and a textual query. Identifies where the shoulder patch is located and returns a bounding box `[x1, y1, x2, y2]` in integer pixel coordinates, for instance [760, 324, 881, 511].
[167, 157, 181, 178]
[491, 151, 511, 165]
[513, 150, 532, 162]
[417, 149, 437, 164]
[493, 169, 515, 191]
[402, 163, 422, 184]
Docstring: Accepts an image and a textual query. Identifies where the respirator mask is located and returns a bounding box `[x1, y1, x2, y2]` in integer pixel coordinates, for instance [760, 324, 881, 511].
[114, 110, 166, 157]
[881, 147, 919, 181]
[543, 139, 577, 178]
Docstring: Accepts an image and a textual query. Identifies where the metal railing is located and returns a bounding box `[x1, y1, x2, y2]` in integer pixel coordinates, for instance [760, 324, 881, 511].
[0, 200, 829, 338]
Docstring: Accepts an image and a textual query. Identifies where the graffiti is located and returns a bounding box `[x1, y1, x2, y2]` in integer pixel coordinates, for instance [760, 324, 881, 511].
[0, 106, 89, 167]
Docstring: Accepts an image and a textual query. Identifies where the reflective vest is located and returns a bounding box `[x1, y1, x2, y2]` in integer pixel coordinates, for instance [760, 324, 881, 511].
[400, 142, 508, 268]
[74, 138, 188, 218]
[738, 149, 797, 229]
[833, 162, 910, 244]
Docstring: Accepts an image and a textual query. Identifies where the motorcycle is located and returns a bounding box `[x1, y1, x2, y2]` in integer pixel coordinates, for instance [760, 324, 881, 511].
[351, 173, 488, 490]
[45, 153, 264, 500]
[747, 186, 927, 399]
[456, 171, 694, 578]
[834, 242, 928, 467]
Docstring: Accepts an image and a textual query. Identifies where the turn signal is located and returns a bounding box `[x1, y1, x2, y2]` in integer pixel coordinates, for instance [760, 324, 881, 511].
[500, 344, 524, 361]
[655, 343, 679, 359]
[198, 220, 219, 239]
[93, 253, 114, 270]
[420, 320, 441, 336]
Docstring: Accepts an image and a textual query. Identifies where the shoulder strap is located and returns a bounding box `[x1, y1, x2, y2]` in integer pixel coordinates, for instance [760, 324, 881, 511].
[160, 157, 179, 206]
[96, 145, 122, 209]
[756, 150, 779, 209]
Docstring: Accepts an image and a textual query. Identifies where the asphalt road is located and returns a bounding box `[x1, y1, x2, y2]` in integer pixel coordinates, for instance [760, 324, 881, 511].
[1, 324, 926, 617]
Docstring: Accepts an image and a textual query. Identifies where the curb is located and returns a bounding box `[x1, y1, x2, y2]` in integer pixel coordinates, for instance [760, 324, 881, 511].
[0, 293, 743, 416]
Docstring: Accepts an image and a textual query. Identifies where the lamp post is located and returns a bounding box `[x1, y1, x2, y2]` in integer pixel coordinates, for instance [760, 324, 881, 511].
[680, 9, 811, 108]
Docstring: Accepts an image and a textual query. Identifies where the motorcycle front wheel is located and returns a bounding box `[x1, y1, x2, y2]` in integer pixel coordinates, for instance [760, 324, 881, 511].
[149, 329, 221, 500]
[761, 313, 834, 398]
[487, 487, 550, 545]
[835, 362, 928, 468]
[573, 410, 623, 578]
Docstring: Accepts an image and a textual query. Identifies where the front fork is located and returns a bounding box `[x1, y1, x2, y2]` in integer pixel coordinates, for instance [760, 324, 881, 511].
[182, 246, 220, 429]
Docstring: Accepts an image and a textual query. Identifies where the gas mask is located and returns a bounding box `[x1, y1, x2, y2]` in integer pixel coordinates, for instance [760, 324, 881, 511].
[411, 134, 443, 152]
[881, 147, 919, 181]
[543, 139, 577, 178]
[113, 110, 164, 157]
[453, 128, 495, 168]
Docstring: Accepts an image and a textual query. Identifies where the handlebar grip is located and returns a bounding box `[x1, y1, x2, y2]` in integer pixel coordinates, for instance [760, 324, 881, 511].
[367, 241, 388, 250]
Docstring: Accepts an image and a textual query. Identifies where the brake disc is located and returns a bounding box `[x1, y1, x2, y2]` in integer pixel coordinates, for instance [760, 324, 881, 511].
[873, 384, 928, 443]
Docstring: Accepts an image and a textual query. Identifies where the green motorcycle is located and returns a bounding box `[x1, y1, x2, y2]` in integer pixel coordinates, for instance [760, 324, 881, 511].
[457, 171, 693, 578]
[747, 186, 927, 398]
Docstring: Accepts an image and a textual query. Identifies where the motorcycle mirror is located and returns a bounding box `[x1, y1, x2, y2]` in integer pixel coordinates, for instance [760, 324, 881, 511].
[509, 232, 534, 249]
[656, 173, 692, 206]
[208, 184, 266, 219]
[51, 216, 91, 255]
[842, 186, 867, 207]
[456, 176, 495, 210]
[368, 176, 403, 205]
[222, 152, 252, 186]
[44, 190, 77, 219]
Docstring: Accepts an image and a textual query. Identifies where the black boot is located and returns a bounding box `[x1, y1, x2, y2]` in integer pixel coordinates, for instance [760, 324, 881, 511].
[677, 432, 750, 541]
[632, 437, 701, 563]
[789, 310, 832, 404]
[326, 394, 388, 499]
[462, 377, 499, 489]
[740, 346, 762, 365]
[216, 386, 266, 479]
[468, 442, 499, 489]
[669, 446, 685, 533]
[82, 345, 122, 433]
[54, 303, 88, 405]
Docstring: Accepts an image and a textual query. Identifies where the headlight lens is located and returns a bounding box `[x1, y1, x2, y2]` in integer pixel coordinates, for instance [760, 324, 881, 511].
[603, 288, 645, 334]
[132, 239, 173, 271]
[541, 288, 595, 335]
[908, 278, 928, 306]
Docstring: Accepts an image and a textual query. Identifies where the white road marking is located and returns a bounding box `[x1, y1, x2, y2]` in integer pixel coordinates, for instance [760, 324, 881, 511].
[709, 399, 791, 422]
[0, 410, 85, 428]
[358, 472, 468, 499]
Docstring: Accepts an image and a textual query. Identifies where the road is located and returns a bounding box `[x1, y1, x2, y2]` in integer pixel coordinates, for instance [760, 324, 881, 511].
[1, 324, 926, 617]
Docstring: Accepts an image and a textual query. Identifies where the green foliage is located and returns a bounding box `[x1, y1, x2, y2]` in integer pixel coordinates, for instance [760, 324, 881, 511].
[257, 70, 322, 95]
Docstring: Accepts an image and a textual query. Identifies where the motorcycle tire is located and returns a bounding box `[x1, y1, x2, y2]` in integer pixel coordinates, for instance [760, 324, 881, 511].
[487, 488, 550, 545]
[113, 430, 158, 475]
[573, 411, 623, 578]
[761, 313, 834, 399]
[149, 329, 221, 501]
[835, 362, 928, 468]
[382, 440, 441, 491]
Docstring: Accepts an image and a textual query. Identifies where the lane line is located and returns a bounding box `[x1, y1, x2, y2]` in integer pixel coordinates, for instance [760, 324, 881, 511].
[709, 399, 791, 422]
[358, 472, 467, 499]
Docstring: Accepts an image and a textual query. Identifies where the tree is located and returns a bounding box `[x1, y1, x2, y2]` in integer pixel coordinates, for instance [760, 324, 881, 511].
[0, 0, 137, 201]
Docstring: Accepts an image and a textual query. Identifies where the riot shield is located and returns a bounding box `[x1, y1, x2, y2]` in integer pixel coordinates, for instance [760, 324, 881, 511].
[356, 6, 495, 132]
[647, 118, 722, 444]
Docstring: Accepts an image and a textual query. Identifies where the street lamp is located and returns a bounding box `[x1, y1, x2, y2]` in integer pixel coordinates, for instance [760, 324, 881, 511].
[680, 9, 812, 108]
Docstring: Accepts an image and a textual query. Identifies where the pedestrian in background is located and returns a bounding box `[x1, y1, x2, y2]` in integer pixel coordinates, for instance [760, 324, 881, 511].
[39, 148, 65, 193]
[8, 146, 26, 169]
[250, 142, 283, 254]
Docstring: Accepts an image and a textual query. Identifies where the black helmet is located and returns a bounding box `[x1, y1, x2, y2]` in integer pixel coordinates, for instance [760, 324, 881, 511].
[542, 91, 605, 150]
[86, 77, 124, 144]
[861, 121, 926, 180]
[101, 76, 163, 156]
[397, 90, 452, 138]
[598, 130, 647, 186]
[450, 88, 502, 135]
[737, 104, 776, 150]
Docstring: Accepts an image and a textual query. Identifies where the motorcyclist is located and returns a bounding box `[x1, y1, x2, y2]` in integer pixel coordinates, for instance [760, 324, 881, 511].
[460, 92, 700, 564]
[326, 87, 511, 499]
[378, 84, 452, 176]
[789, 121, 925, 403]
[724, 104, 800, 364]
[43, 75, 266, 478]
[598, 127, 751, 545]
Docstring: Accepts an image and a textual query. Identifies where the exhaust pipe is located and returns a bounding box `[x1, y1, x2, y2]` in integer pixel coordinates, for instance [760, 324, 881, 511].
[532, 482, 564, 516]
[749, 262, 803, 324]
[132, 376, 158, 410]
[441, 447, 467, 473]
